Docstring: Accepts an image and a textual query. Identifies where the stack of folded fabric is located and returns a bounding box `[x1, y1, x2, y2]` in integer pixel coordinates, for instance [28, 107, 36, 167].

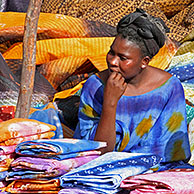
[59, 152, 162, 194]
[3, 138, 106, 193]
[120, 168, 194, 194]
[0, 118, 56, 191]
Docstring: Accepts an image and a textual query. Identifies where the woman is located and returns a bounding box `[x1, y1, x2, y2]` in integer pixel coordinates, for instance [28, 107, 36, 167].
[73, 9, 191, 166]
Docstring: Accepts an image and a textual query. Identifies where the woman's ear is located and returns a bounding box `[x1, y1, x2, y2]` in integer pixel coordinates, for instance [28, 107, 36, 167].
[141, 56, 150, 69]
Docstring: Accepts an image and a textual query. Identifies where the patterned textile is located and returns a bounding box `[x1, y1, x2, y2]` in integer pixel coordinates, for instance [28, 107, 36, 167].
[58, 72, 94, 91]
[120, 168, 194, 194]
[166, 52, 194, 105]
[0, 118, 56, 145]
[15, 138, 106, 160]
[59, 188, 98, 194]
[0, 132, 54, 146]
[0, 180, 9, 190]
[0, 153, 15, 172]
[0, 12, 177, 90]
[186, 103, 194, 124]
[0, 105, 15, 122]
[11, 154, 100, 172]
[0, 145, 16, 155]
[0, 103, 64, 139]
[28, 103, 63, 139]
[40, 0, 194, 42]
[74, 75, 191, 164]
[60, 152, 161, 194]
[153, 0, 193, 18]
[0, 171, 8, 181]
[0, 90, 50, 108]
[0, 12, 115, 89]
[3, 179, 60, 193]
[0, 54, 54, 107]
[176, 29, 194, 56]
[188, 118, 194, 165]
[5, 58, 56, 99]
[7, 155, 100, 180]
[0, 12, 115, 44]
[3, 36, 113, 89]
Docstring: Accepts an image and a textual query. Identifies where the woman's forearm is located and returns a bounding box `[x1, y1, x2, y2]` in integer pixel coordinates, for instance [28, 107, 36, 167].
[94, 103, 117, 153]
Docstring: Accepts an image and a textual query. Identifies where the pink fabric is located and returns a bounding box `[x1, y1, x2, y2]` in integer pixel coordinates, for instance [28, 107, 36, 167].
[11, 153, 100, 173]
[0, 180, 9, 188]
[120, 168, 194, 194]
[0, 131, 55, 146]
[0, 145, 16, 154]
[0, 118, 56, 143]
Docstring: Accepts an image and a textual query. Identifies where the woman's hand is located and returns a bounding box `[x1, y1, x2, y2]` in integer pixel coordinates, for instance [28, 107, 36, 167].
[104, 72, 127, 107]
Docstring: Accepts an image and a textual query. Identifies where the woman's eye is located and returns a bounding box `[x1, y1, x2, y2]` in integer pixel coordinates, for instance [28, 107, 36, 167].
[120, 56, 126, 61]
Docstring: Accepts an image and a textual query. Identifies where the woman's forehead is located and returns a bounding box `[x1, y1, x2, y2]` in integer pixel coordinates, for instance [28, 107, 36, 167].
[111, 36, 141, 53]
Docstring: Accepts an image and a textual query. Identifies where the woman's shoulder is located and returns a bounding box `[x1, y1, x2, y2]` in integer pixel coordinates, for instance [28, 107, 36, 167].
[151, 67, 182, 85]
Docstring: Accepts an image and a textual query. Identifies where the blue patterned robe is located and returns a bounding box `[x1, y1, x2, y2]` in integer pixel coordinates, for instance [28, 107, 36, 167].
[74, 74, 191, 163]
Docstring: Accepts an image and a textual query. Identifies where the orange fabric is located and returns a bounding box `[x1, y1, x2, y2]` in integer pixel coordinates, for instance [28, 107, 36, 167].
[0, 118, 56, 143]
[3, 37, 114, 64]
[4, 179, 60, 193]
[0, 131, 55, 146]
[0, 12, 89, 38]
[0, 153, 15, 172]
[149, 38, 178, 69]
[0, 12, 178, 97]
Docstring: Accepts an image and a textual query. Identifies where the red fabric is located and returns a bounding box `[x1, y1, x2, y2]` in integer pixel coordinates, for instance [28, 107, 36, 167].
[0, 106, 15, 122]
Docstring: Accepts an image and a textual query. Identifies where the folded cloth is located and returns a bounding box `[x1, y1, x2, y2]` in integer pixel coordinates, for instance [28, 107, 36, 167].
[58, 188, 98, 194]
[0, 154, 15, 172]
[0, 118, 56, 144]
[0, 171, 9, 181]
[60, 152, 161, 194]
[11, 153, 100, 171]
[15, 138, 106, 160]
[0, 145, 16, 154]
[120, 168, 194, 194]
[7, 154, 100, 180]
[0, 132, 55, 146]
[3, 178, 60, 193]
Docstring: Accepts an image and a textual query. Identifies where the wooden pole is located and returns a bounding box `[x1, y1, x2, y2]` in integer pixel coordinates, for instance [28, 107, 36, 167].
[15, 0, 42, 118]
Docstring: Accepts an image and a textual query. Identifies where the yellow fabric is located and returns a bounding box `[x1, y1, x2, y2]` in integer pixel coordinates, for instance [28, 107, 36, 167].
[0, 132, 55, 146]
[0, 11, 178, 98]
[53, 80, 86, 101]
[3, 179, 60, 193]
[0, 118, 56, 143]
[0, 12, 88, 38]
[149, 38, 178, 69]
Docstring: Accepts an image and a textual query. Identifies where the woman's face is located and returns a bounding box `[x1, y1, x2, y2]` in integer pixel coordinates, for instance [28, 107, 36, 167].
[106, 35, 145, 81]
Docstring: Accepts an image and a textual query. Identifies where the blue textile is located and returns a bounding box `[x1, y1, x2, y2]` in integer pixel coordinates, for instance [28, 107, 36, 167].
[0, 171, 8, 181]
[15, 138, 106, 160]
[166, 57, 194, 84]
[74, 75, 191, 164]
[28, 105, 63, 139]
[60, 152, 161, 194]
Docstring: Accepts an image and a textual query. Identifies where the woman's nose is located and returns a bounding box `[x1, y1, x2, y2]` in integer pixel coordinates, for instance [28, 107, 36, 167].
[109, 56, 119, 66]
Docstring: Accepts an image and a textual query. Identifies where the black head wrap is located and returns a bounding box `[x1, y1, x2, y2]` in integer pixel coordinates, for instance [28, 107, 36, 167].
[117, 8, 169, 58]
